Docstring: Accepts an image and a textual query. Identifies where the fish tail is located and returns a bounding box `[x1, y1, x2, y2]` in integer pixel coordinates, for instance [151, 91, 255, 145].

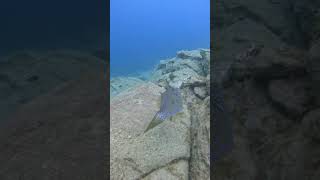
[144, 112, 163, 133]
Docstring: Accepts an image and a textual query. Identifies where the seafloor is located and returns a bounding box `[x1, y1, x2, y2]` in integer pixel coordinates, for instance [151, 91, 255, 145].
[110, 49, 211, 179]
[0, 49, 107, 179]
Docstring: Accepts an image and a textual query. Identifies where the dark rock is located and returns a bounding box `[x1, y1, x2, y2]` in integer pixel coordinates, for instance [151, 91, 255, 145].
[212, 19, 284, 85]
[302, 109, 320, 140]
[268, 78, 311, 118]
[291, 1, 320, 45]
[229, 47, 307, 81]
[223, 0, 303, 46]
[308, 40, 320, 106]
[156, 63, 166, 70]
[193, 87, 207, 99]
[168, 73, 175, 80]
[176, 50, 203, 60]
[212, 0, 320, 179]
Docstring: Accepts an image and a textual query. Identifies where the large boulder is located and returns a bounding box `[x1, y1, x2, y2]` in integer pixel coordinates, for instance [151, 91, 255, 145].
[110, 83, 191, 180]
[151, 49, 209, 88]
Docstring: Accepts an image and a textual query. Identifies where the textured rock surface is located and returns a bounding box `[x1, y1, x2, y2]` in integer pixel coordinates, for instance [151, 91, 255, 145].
[142, 160, 189, 180]
[110, 76, 145, 97]
[110, 83, 191, 179]
[308, 40, 320, 105]
[193, 86, 208, 99]
[0, 50, 105, 122]
[212, 18, 284, 84]
[151, 49, 209, 88]
[302, 109, 320, 140]
[177, 49, 203, 60]
[212, 0, 320, 179]
[214, 44, 320, 179]
[229, 47, 306, 81]
[110, 49, 211, 179]
[0, 71, 106, 180]
[223, 0, 301, 45]
[188, 96, 210, 180]
[268, 78, 310, 118]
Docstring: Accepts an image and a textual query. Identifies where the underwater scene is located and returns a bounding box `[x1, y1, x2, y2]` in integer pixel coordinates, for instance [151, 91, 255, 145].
[110, 0, 211, 179]
[0, 0, 319, 179]
[0, 1, 108, 179]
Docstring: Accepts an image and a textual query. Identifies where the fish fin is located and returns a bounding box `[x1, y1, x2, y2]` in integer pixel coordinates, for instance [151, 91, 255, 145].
[144, 112, 163, 133]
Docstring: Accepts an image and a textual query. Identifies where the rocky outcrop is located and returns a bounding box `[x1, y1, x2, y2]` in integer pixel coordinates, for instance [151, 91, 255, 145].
[213, 34, 320, 180]
[212, 0, 320, 178]
[111, 83, 191, 180]
[151, 49, 209, 88]
[213, 44, 320, 179]
[110, 49, 210, 180]
[153, 49, 211, 180]
[176, 50, 203, 60]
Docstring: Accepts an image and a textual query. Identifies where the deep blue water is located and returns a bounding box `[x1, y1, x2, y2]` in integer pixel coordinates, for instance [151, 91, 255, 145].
[0, 0, 106, 56]
[110, 0, 210, 77]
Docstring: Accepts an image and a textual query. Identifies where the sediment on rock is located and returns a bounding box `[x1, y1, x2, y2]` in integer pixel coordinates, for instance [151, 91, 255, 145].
[110, 49, 211, 180]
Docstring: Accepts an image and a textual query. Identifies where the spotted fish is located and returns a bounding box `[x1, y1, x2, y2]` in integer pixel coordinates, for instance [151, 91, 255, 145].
[144, 86, 183, 132]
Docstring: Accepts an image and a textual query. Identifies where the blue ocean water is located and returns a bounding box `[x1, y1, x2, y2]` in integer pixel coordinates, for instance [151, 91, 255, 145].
[0, 0, 106, 56]
[110, 0, 210, 77]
